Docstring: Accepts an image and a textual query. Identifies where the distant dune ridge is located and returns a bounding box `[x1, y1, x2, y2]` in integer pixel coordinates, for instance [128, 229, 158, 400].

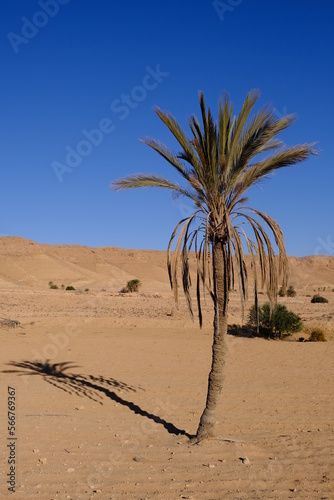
[1, 236, 334, 293]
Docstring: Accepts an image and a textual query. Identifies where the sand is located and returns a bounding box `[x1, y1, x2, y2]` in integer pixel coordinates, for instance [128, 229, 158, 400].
[0, 237, 333, 499]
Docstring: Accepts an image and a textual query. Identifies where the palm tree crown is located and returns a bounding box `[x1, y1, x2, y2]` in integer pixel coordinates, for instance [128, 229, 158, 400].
[112, 90, 316, 326]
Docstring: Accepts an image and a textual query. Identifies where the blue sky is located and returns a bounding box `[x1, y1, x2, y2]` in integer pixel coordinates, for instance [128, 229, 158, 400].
[1, 0, 333, 256]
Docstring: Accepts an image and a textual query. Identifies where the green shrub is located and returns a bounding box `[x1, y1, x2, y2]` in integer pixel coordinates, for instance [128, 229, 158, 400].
[48, 281, 58, 289]
[249, 302, 270, 330]
[65, 285, 75, 291]
[122, 279, 142, 293]
[311, 294, 328, 303]
[273, 305, 302, 337]
[249, 302, 302, 339]
[309, 329, 327, 342]
[286, 285, 296, 297]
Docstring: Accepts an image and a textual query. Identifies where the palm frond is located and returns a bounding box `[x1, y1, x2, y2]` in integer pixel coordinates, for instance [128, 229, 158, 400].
[225, 89, 260, 180]
[111, 174, 203, 208]
[153, 107, 203, 177]
[233, 143, 317, 199]
[140, 137, 191, 181]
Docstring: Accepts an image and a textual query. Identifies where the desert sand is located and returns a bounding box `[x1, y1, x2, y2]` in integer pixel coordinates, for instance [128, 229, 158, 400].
[0, 237, 333, 499]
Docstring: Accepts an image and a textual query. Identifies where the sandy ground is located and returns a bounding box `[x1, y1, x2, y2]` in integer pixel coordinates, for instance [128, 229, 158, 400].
[0, 237, 334, 499]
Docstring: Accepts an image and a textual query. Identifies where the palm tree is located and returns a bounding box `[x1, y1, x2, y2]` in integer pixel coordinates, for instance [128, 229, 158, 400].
[111, 90, 316, 441]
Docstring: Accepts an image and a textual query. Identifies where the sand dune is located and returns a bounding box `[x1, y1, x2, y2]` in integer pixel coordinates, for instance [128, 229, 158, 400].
[0, 237, 333, 499]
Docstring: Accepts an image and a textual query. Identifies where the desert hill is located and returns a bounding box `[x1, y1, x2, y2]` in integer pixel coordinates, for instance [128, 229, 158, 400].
[0, 237, 169, 292]
[1, 236, 334, 294]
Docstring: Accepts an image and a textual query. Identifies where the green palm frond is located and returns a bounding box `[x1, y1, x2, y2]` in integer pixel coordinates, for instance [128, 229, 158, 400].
[218, 92, 234, 170]
[153, 106, 202, 177]
[225, 89, 260, 179]
[228, 109, 289, 182]
[111, 174, 190, 199]
[233, 143, 317, 200]
[140, 137, 191, 181]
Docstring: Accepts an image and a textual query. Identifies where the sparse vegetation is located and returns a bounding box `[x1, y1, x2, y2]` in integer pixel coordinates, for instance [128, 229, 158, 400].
[309, 328, 327, 342]
[278, 285, 296, 297]
[49, 281, 77, 291]
[84, 288, 89, 292]
[0, 318, 20, 329]
[122, 279, 142, 293]
[286, 285, 296, 297]
[311, 294, 328, 303]
[48, 281, 59, 290]
[249, 302, 303, 339]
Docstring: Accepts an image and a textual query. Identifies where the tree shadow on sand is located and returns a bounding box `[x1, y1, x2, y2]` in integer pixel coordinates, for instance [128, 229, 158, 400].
[228, 323, 256, 338]
[3, 360, 191, 438]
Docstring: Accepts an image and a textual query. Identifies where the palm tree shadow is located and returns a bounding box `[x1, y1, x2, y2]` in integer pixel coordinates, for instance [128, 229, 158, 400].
[3, 360, 191, 438]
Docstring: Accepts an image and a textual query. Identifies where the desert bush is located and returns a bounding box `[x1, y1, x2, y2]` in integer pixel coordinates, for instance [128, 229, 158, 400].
[249, 302, 302, 339]
[48, 281, 58, 290]
[278, 287, 285, 297]
[309, 328, 327, 342]
[84, 288, 89, 292]
[273, 305, 302, 337]
[286, 285, 296, 297]
[122, 279, 142, 293]
[311, 294, 328, 303]
[65, 285, 75, 291]
[249, 302, 271, 330]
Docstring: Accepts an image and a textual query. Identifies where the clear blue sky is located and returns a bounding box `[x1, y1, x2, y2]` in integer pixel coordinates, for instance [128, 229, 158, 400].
[1, 0, 333, 256]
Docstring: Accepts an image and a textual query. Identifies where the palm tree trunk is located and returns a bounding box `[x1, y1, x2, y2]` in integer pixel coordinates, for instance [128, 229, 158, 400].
[196, 239, 229, 440]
